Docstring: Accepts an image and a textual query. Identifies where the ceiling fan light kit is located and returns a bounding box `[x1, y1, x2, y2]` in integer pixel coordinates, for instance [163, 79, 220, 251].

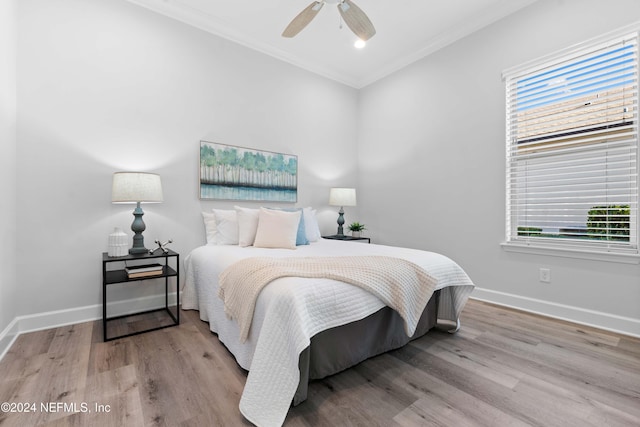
[282, 0, 376, 41]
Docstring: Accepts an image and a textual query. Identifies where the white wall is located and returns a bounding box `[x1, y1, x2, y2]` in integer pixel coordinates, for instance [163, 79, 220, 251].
[358, 0, 640, 335]
[0, 0, 18, 352]
[14, 0, 358, 320]
[9, 0, 639, 345]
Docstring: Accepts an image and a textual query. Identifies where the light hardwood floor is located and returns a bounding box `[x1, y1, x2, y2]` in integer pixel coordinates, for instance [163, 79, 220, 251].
[1, 300, 639, 426]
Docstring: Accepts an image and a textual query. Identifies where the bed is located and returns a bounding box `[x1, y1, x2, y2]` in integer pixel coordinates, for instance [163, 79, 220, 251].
[182, 207, 475, 427]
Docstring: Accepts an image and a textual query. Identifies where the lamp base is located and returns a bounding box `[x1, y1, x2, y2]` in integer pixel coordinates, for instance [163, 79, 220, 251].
[336, 206, 345, 236]
[129, 246, 149, 255]
[129, 202, 148, 255]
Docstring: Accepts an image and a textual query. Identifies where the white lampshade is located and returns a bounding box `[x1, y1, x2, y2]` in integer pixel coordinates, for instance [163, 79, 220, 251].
[329, 187, 357, 207]
[112, 172, 163, 203]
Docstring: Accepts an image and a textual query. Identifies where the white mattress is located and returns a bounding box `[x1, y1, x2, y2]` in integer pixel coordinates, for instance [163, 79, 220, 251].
[182, 238, 475, 427]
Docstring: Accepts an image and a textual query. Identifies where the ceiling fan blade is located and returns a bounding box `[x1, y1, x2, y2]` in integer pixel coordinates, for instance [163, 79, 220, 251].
[337, 0, 376, 41]
[282, 1, 324, 38]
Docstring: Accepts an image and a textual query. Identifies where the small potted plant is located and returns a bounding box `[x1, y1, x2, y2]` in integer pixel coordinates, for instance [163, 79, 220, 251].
[348, 222, 366, 238]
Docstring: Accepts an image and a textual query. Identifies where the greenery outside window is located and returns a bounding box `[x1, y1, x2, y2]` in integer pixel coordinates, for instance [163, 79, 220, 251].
[503, 27, 639, 258]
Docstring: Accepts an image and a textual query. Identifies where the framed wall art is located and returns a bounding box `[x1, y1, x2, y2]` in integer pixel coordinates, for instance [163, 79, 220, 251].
[200, 141, 298, 202]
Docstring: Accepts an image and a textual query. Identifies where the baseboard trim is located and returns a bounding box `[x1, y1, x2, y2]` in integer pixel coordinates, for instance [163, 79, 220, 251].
[0, 318, 19, 361]
[4, 289, 638, 361]
[471, 287, 640, 339]
[0, 293, 178, 361]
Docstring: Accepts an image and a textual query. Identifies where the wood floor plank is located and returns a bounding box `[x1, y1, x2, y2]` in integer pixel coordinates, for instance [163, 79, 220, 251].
[389, 342, 554, 426]
[423, 340, 525, 389]
[0, 328, 55, 381]
[465, 330, 640, 420]
[133, 330, 204, 426]
[164, 322, 248, 426]
[299, 368, 406, 427]
[359, 352, 530, 427]
[0, 323, 93, 426]
[1, 300, 639, 426]
[76, 364, 145, 427]
[394, 394, 518, 427]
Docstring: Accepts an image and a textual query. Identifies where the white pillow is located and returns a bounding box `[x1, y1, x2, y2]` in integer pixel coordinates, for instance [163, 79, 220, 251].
[202, 211, 217, 245]
[235, 206, 260, 247]
[253, 208, 301, 250]
[213, 209, 239, 245]
[303, 207, 321, 242]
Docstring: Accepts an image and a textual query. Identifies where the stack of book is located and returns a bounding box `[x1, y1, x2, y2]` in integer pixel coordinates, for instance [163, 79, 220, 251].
[125, 263, 164, 279]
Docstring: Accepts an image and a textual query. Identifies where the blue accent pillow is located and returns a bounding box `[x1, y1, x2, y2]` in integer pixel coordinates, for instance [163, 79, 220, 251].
[267, 207, 309, 246]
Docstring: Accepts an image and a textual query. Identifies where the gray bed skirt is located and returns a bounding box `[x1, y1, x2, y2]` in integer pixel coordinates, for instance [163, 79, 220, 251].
[293, 289, 440, 405]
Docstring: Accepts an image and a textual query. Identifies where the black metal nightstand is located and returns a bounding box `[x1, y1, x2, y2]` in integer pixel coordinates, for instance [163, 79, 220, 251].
[102, 249, 179, 341]
[322, 235, 371, 244]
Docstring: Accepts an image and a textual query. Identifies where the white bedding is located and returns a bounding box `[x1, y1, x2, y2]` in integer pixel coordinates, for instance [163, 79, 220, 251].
[182, 238, 475, 427]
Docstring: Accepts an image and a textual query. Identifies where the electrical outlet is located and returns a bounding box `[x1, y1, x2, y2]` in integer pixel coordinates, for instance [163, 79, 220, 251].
[539, 268, 551, 283]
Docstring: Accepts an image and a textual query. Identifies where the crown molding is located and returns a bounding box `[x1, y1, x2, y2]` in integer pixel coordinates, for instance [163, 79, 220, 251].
[125, 0, 539, 89]
[125, 0, 360, 87]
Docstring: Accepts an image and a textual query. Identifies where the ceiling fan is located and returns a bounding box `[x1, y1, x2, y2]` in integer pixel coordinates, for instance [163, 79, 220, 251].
[282, 0, 376, 41]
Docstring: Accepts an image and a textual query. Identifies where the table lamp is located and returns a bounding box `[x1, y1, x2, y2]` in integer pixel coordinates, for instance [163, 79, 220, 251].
[329, 187, 356, 236]
[112, 172, 163, 255]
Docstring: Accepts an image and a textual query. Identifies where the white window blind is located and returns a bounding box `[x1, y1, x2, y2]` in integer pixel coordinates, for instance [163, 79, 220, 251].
[504, 29, 639, 256]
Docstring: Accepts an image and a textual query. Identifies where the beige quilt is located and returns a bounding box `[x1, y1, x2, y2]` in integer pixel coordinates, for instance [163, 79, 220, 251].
[218, 255, 438, 342]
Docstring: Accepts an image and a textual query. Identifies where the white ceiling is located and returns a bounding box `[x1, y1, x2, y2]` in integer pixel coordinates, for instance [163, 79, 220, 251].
[125, 0, 538, 88]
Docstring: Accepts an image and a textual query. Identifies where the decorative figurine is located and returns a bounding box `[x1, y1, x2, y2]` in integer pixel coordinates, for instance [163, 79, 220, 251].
[149, 239, 173, 254]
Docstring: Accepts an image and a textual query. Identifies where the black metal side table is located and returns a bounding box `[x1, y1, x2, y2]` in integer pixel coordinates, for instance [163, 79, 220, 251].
[322, 235, 371, 243]
[102, 249, 179, 341]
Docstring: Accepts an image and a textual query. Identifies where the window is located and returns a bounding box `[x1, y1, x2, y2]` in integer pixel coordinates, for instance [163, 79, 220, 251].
[504, 28, 639, 260]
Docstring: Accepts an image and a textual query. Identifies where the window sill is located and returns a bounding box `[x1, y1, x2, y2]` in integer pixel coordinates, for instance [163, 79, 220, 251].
[500, 242, 640, 264]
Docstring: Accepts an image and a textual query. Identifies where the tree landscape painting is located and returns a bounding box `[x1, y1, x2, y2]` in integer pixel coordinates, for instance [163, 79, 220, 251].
[200, 141, 297, 202]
